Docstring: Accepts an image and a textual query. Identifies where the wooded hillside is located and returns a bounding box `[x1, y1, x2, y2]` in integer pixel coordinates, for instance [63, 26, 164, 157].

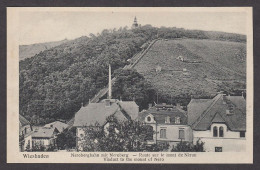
[19, 25, 246, 125]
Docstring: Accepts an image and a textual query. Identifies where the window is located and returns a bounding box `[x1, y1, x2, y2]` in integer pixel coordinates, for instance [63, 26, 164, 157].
[229, 105, 234, 113]
[145, 125, 154, 141]
[28, 140, 30, 148]
[179, 129, 185, 139]
[175, 117, 180, 124]
[219, 126, 224, 137]
[160, 129, 166, 139]
[213, 126, 218, 137]
[215, 147, 222, 152]
[165, 116, 170, 123]
[147, 116, 151, 122]
[240, 131, 245, 138]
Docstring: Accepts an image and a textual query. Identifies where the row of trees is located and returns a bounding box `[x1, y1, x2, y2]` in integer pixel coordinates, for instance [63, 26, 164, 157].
[77, 116, 204, 152]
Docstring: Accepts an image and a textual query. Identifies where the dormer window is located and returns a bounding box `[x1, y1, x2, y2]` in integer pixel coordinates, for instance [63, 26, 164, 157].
[147, 116, 151, 122]
[229, 105, 234, 113]
[175, 117, 180, 124]
[226, 105, 234, 115]
[226, 109, 230, 114]
[165, 116, 170, 123]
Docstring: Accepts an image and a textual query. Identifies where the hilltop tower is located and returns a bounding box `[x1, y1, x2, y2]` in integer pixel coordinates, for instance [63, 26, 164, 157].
[132, 16, 139, 29]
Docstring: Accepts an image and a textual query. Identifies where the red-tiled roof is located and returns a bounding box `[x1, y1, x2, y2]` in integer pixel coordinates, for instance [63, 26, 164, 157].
[187, 94, 246, 131]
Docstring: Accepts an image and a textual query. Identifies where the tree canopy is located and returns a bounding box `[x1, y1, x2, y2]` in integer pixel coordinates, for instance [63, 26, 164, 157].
[79, 115, 168, 152]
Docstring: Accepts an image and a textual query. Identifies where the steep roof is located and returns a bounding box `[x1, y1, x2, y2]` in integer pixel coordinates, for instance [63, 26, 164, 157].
[187, 99, 212, 126]
[31, 127, 58, 138]
[187, 94, 246, 131]
[211, 112, 225, 123]
[138, 106, 187, 125]
[19, 114, 31, 129]
[67, 117, 75, 129]
[44, 121, 69, 133]
[73, 99, 139, 127]
[118, 101, 139, 120]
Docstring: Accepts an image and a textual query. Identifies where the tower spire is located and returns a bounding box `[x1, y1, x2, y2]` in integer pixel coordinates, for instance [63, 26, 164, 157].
[132, 16, 138, 29]
[108, 64, 112, 99]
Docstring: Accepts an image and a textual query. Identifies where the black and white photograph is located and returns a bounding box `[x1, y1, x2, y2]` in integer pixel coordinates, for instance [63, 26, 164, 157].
[7, 7, 253, 163]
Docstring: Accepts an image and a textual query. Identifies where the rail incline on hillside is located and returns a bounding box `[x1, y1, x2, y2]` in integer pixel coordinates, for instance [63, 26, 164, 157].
[88, 39, 158, 104]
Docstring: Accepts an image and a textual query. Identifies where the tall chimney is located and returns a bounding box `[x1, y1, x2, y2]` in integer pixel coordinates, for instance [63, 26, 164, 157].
[108, 64, 112, 99]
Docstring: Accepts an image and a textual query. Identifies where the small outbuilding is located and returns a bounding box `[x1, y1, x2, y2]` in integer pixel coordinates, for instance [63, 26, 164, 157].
[156, 65, 162, 72]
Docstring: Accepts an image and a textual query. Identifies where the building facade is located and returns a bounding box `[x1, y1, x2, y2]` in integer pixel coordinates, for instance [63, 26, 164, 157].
[139, 104, 193, 147]
[187, 94, 246, 152]
[19, 114, 33, 151]
[23, 127, 59, 151]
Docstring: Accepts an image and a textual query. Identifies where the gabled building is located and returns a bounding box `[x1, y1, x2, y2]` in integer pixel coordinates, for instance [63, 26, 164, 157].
[73, 65, 139, 150]
[74, 99, 139, 150]
[19, 114, 33, 137]
[44, 121, 69, 133]
[187, 93, 246, 152]
[24, 127, 59, 151]
[138, 103, 192, 147]
[19, 114, 33, 151]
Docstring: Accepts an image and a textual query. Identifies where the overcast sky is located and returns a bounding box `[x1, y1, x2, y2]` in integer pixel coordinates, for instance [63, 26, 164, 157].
[19, 8, 247, 45]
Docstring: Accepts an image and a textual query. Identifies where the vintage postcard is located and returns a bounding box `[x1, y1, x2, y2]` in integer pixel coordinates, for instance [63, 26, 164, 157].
[7, 7, 253, 163]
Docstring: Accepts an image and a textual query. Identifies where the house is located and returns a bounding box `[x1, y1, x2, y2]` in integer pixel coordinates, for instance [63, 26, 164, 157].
[44, 121, 69, 133]
[73, 99, 139, 150]
[176, 56, 184, 62]
[138, 103, 193, 147]
[72, 64, 139, 151]
[19, 114, 33, 151]
[19, 114, 33, 137]
[24, 127, 59, 151]
[187, 93, 246, 152]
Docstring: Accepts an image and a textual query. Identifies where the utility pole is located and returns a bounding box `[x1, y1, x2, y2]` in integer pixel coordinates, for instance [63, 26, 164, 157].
[157, 92, 159, 104]
[108, 64, 112, 99]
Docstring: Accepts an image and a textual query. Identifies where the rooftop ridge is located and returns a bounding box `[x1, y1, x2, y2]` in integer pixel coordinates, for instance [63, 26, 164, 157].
[192, 94, 223, 128]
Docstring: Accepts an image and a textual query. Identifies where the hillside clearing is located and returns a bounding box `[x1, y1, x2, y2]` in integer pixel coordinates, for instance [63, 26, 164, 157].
[134, 39, 246, 98]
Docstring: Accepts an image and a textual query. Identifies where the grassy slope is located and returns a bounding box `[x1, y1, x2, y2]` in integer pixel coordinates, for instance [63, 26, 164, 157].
[19, 39, 69, 61]
[134, 39, 246, 97]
